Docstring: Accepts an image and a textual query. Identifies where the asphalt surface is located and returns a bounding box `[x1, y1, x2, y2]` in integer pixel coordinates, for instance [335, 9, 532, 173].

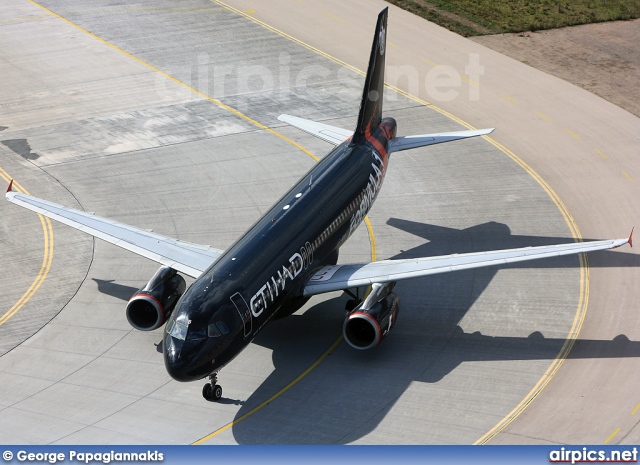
[0, 0, 637, 444]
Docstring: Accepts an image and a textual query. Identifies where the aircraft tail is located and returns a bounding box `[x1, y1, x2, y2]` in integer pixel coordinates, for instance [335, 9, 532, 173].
[279, 8, 495, 153]
[353, 8, 388, 141]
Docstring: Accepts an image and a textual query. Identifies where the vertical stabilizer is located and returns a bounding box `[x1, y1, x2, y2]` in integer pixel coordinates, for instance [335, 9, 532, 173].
[353, 8, 388, 140]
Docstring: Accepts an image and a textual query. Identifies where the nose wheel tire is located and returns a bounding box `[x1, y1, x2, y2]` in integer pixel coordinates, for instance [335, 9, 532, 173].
[202, 374, 223, 401]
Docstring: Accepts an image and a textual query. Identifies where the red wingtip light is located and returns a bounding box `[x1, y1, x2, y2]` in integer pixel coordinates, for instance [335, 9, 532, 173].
[6, 179, 13, 193]
[629, 227, 634, 248]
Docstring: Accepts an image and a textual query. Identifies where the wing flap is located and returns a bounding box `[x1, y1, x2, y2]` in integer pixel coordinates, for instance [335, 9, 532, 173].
[304, 236, 630, 296]
[278, 114, 353, 145]
[388, 128, 494, 153]
[7, 189, 223, 278]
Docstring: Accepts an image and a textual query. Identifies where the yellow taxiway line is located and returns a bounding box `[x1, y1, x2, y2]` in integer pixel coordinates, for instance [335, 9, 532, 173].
[0, 169, 54, 328]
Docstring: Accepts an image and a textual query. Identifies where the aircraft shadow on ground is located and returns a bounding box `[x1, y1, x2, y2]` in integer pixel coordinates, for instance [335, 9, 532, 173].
[227, 219, 638, 444]
[229, 304, 640, 444]
[387, 218, 638, 269]
[91, 278, 138, 301]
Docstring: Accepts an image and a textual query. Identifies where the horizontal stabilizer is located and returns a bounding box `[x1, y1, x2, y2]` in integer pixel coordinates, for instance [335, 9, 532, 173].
[278, 114, 353, 146]
[388, 128, 494, 153]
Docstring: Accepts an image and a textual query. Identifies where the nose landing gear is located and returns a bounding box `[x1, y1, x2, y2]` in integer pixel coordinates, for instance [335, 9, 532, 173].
[202, 373, 222, 401]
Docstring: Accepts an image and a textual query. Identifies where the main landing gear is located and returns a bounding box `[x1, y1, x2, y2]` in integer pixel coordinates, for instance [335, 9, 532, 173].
[202, 373, 222, 401]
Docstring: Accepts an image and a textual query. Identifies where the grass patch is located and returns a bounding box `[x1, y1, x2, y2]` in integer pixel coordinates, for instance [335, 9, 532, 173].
[387, 0, 640, 35]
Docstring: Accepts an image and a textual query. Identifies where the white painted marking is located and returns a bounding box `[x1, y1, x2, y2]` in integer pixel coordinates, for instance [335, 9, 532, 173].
[310, 265, 343, 282]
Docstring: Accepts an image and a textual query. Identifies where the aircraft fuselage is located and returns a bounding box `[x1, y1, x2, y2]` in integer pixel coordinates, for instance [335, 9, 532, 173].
[163, 118, 397, 381]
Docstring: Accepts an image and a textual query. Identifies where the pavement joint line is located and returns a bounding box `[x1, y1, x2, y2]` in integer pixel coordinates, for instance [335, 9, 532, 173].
[210, 0, 590, 446]
[63, 7, 221, 16]
[28, 0, 320, 165]
[0, 168, 54, 329]
[604, 427, 621, 444]
[1, 7, 221, 23]
[0, 14, 49, 23]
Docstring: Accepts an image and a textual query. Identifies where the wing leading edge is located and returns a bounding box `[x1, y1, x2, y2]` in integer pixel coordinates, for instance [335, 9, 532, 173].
[6, 184, 223, 278]
[304, 233, 632, 297]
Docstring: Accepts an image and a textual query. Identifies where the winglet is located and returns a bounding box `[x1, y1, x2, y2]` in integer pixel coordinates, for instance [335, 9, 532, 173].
[6, 179, 13, 194]
[629, 227, 634, 248]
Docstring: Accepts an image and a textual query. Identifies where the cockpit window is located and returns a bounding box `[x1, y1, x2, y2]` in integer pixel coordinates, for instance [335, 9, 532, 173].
[208, 321, 229, 337]
[208, 323, 221, 337]
[168, 319, 188, 341]
[217, 321, 229, 335]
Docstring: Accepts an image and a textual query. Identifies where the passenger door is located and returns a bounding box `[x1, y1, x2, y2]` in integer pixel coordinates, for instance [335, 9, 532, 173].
[230, 292, 252, 338]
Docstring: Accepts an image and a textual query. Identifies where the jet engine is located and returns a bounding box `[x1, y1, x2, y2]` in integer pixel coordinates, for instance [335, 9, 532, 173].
[126, 266, 186, 331]
[343, 282, 399, 350]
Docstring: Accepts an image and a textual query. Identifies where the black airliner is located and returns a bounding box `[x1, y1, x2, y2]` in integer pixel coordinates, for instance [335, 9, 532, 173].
[6, 8, 632, 401]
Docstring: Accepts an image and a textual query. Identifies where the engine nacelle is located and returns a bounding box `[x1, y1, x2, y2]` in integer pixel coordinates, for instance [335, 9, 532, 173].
[343, 283, 399, 350]
[126, 266, 186, 331]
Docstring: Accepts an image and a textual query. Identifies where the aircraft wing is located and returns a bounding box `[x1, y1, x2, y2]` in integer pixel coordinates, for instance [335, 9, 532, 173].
[387, 128, 494, 153]
[303, 234, 632, 296]
[278, 114, 353, 145]
[6, 182, 222, 278]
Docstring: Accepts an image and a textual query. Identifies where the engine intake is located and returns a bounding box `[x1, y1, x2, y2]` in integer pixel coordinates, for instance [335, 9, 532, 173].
[126, 266, 186, 331]
[343, 283, 399, 350]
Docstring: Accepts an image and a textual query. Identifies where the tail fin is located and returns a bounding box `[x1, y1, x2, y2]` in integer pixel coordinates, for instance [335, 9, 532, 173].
[353, 8, 388, 140]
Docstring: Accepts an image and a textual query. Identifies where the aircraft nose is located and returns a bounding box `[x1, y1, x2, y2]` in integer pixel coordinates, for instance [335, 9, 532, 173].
[163, 334, 200, 382]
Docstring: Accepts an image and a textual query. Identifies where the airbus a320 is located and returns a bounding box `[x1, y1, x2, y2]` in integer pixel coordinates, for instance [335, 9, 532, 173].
[6, 8, 632, 401]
